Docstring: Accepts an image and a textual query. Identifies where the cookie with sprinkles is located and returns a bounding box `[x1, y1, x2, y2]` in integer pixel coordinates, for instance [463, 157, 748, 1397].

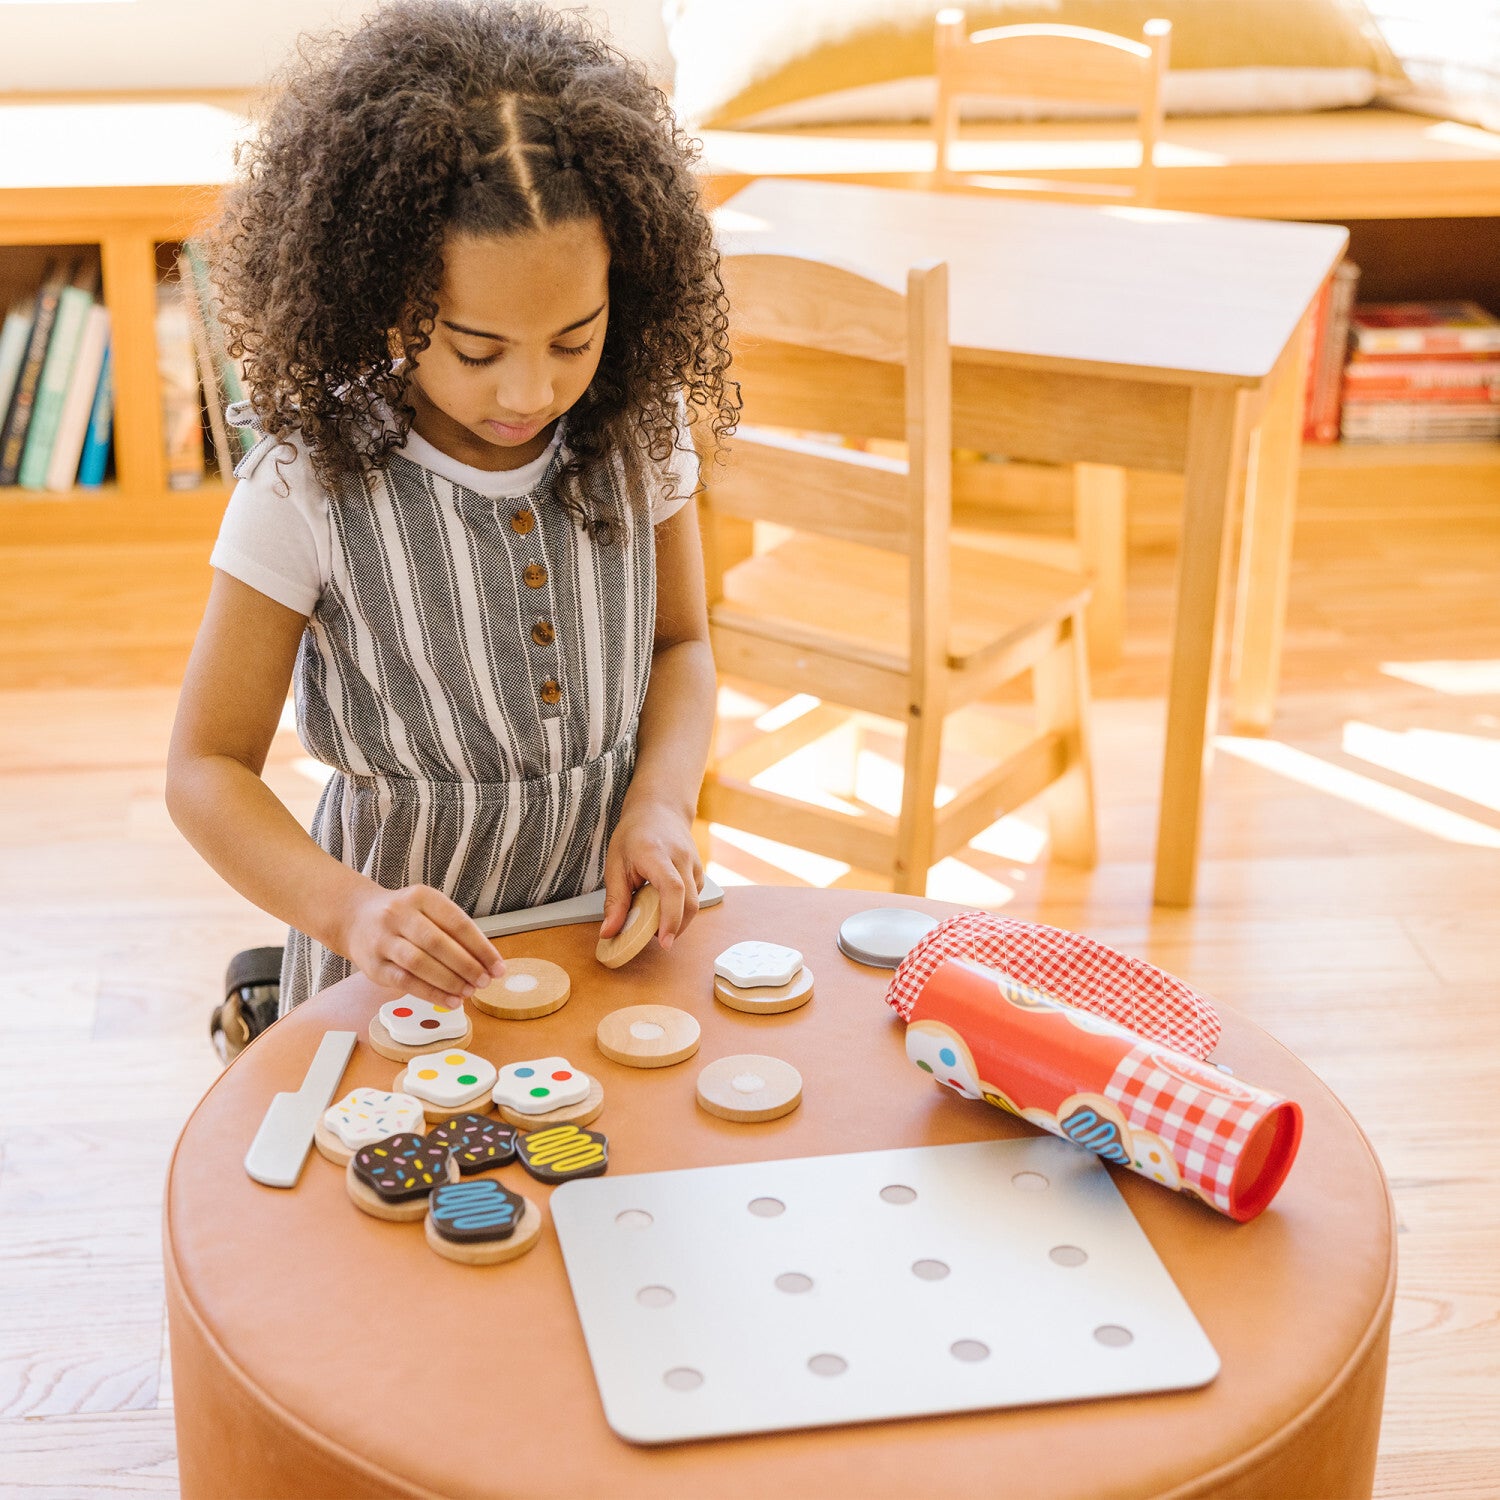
[314, 1087, 427, 1166]
[367, 997, 473, 1063]
[346, 1133, 458, 1223]
[424, 1113, 517, 1175]
[425, 1181, 544, 1266]
[517, 1123, 609, 1184]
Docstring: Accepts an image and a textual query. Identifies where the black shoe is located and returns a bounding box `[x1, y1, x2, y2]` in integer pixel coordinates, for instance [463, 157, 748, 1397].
[212, 946, 284, 1063]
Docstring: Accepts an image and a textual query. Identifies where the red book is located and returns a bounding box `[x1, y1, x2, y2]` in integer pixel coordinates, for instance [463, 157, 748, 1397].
[1351, 301, 1500, 356]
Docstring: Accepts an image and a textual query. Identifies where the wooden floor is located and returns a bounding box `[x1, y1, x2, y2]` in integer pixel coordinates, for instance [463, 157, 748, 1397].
[1, 477, 1497, 1495]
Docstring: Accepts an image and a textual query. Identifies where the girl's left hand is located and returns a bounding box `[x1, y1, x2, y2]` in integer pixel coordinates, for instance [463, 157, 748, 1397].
[600, 800, 704, 951]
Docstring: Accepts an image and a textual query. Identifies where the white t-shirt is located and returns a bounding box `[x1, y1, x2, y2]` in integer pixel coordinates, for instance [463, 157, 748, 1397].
[210, 419, 698, 618]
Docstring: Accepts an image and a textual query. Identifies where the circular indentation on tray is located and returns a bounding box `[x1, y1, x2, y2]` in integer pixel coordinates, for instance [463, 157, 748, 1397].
[951, 1339, 990, 1363]
[664, 1367, 703, 1391]
[615, 1209, 653, 1230]
[748, 1196, 785, 1218]
[1094, 1324, 1134, 1348]
[912, 1258, 950, 1281]
[880, 1184, 917, 1205]
[808, 1353, 847, 1377]
[1050, 1244, 1088, 1267]
[1011, 1171, 1049, 1191]
[775, 1272, 813, 1294]
[637, 1285, 675, 1308]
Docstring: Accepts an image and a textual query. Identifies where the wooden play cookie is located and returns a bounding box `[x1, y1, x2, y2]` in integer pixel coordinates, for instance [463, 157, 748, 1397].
[471, 957, 571, 1020]
[346, 1133, 458, 1222]
[714, 941, 803, 988]
[517, 1123, 609, 1183]
[596, 1004, 700, 1068]
[423, 1112, 517, 1175]
[594, 884, 661, 968]
[395, 1050, 498, 1121]
[714, 965, 815, 1015]
[495, 1073, 605, 1131]
[367, 997, 473, 1062]
[425, 1180, 543, 1266]
[315, 1087, 427, 1166]
[696, 1054, 803, 1123]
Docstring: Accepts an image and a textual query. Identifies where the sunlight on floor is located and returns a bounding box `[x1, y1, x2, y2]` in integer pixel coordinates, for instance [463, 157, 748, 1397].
[1379, 659, 1500, 695]
[1342, 721, 1500, 813]
[709, 823, 852, 887]
[1217, 735, 1500, 848]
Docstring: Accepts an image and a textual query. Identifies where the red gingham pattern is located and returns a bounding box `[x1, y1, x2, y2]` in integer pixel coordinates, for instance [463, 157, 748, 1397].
[1105, 1046, 1269, 1215]
[886, 912, 1221, 1060]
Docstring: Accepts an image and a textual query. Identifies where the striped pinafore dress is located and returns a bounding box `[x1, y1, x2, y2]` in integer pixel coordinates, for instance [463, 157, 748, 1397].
[246, 429, 658, 1015]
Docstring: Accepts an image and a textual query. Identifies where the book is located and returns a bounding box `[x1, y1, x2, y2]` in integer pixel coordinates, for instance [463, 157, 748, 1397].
[1350, 301, 1500, 357]
[76, 342, 114, 488]
[17, 264, 100, 490]
[1305, 260, 1360, 444]
[178, 239, 254, 457]
[177, 252, 232, 475]
[1343, 357, 1500, 394]
[0, 261, 68, 486]
[1341, 402, 1500, 442]
[156, 279, 205, 489]
[0, 297, 34, 436]
[44, 304, 110, 492]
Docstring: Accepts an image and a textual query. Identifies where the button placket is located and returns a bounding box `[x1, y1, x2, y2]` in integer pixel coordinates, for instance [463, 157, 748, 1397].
[507, 499, 563, 717]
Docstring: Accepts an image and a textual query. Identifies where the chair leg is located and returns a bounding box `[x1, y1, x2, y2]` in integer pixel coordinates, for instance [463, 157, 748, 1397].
[1073, 462, 1127, 668]
[892, 699, 945, 894]
[1034, 615, 1098, 866]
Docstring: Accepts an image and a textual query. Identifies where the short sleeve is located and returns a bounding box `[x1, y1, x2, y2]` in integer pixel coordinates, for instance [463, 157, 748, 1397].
[209, 438, 328, 617]
[650, 393, 701, 527]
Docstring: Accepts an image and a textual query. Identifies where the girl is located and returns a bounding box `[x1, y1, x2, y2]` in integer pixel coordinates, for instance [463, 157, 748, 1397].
[167, 1, 735, 1017]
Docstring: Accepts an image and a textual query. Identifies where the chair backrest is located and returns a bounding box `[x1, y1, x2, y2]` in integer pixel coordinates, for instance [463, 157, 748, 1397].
[933, 9, 1171, 204]
[709, 250, 952, 678]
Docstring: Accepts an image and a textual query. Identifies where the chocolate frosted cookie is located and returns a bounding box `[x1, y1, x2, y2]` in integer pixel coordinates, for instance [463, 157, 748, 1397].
[351, 1133, 451, 1203]
[429, 1178, 526, 1243]
[425, 1113, 517, 1175]
[517, 1123, 609, 1183]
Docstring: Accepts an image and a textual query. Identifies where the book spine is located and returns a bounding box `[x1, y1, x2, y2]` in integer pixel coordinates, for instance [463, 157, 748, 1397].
[0, 305, 35, 434]
[156, 281, 205, 490]
[1345, 359, 1500, 390]
[45, 306, 111, 492]
[0, 272, 65, 486]
[177, 253, 233, 477]
[1343, 385, 1500, 404]
[76, 343, 114, 489]
[1353, 328, 1500, 356]
[18, 285, 94, 490]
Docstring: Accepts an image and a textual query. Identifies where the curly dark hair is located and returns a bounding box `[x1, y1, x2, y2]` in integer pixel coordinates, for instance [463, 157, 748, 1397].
[209, 0, 735, 516]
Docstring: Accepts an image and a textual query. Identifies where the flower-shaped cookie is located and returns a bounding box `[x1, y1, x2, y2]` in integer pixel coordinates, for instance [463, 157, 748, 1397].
[401, 1050, 498, 1109]
[492, 1057, 591, 1115]
[378, 997, 468, 1046]
[323, 1088, 427, 1149]
[714, 941, 803, 989]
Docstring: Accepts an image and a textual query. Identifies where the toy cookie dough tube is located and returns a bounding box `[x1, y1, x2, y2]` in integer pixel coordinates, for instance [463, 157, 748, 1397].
[905, 958, 1302, 1221]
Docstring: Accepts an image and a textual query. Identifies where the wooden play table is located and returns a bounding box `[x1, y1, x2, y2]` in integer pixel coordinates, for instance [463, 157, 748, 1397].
[164, 886, 1394, 1498]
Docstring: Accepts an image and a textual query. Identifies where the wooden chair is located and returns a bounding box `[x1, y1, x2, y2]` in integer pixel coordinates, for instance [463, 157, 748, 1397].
[931, 9, 1173, 666]
[700, 251, 1096, 896]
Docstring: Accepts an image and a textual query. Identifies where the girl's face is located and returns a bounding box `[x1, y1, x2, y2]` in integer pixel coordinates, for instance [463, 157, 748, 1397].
[407, 218, 610, 471]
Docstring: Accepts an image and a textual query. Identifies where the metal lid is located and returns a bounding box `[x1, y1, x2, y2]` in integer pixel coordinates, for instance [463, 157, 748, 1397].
[836, 907, 940, 969]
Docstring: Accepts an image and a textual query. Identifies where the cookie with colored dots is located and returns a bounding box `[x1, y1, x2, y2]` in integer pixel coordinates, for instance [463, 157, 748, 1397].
[596, 1004, 701, 1069]
[425, 1182, 544, 1266]
[497, 1072, 605, 1132]
[470, 957, 571, 1020]
[423, 1112, 517, 1175]
[713, 965, 815, 1015]
[492, 1056, 591, 1115]
[315, 1087, 427, 1166]
[714, 941, 803, 989]
[346, 1133, 458, 1222]
[696, 1054, 803, 1123]
[594, 884, 661, 969]
[517, 1123, 609, 1183]
[396, 1049, 498, 1120]
[367, 997, 473, 1062]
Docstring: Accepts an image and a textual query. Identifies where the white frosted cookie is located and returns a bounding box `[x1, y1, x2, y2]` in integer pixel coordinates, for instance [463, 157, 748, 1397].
[492, 1057, 592, 1116]
[397, 1050, 498, 1118]
[315, 1088, 427, 1165]
[367, 998, 474, 1063]
[714, 965, 815, 1015]
[714, 941, 803, 989]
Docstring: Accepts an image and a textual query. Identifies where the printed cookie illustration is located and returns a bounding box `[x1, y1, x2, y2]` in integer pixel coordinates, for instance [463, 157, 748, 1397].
[429, 1178, 526, 1243]
[350, 1133, 452, 1203]
[379, 997, 469, 1046]
[492, 1057, 591, 1115]
[905, 1020, 985, 1100]
[1055, 1092, 1136, 1169]
[323, 1088, 427, 1149]
[400, 1050, 498, 1112]
[517, 1123, 609, 1183]
[1131, 1128, 1183, 1191]
[714, 941, 803, 989]
[424, 1113, 517, 1174]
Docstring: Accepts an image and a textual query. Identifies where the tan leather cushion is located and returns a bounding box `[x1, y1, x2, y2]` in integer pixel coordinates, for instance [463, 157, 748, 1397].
[165, 886, 1393, 1500]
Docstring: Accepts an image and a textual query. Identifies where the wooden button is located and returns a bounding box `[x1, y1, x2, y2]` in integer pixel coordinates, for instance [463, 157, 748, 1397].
[594, 884, 661, 968]
[471, 957, 570, 1020]
[697, 1054, 803, 1123]
[540, 678, 561, 705]
[425, 1188, 543, 1265]
[523, 563, 547, 589]
[714, 965, 815, 1015]
[510, 508, 536, 535]
[596, 1004, 701, 1068]
[531, 618, 555, 646]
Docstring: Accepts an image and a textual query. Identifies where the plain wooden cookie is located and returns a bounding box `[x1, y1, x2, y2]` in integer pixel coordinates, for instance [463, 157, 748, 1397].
[424, 1193, 544, 1265]
[366, 1009, 474, 1063]
[314, 1115, 355, 1167]
[594, 884, 661, 969]
[714, 965, 815, 1015]
[496, 1073, 605, 1131]
[470, 958, 571, 1020]
[696, 1054, 803, 1123]
[596, 1004, 701, 1068]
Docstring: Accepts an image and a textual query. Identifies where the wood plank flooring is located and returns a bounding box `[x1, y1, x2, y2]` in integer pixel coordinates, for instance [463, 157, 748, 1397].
[1, 489, 1497, 1495]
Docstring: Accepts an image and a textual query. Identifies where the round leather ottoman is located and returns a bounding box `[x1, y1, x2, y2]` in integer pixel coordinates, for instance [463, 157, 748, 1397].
[164, 888, 1394, 1499]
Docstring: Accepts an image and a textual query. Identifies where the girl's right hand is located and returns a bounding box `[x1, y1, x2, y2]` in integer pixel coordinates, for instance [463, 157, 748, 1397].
[341, 882, 504, 1005]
